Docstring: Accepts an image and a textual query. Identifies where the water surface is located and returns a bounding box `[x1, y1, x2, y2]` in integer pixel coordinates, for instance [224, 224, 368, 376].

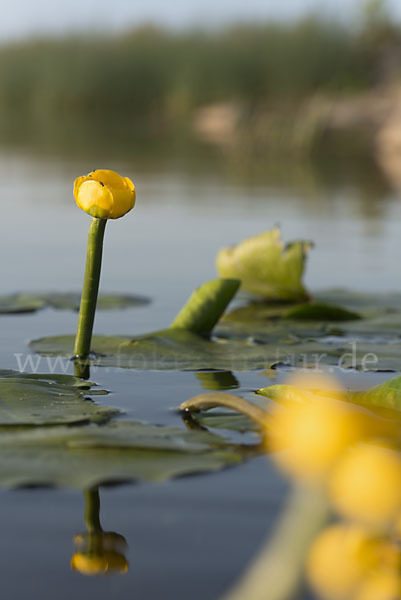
[0, 144, 399, 599]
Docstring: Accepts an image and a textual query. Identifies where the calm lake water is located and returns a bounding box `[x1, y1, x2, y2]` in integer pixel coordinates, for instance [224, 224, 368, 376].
[0, 142, 400, 599]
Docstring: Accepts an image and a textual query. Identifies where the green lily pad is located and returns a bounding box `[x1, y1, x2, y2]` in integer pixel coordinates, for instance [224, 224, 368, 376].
[216, 228, 312, 301]
[314, 289, 401, 312]
[0, 295, 46, 314]
[0, 421, 249, 489]
[30, 278, 258, 371]
[30, 330, 341, 371]
[0, 371, 116, 426]
[283, 303, 361, 321]
[0, 292, 150, 314]
[29, 287, 401, 372]
[215, 289, 401, 371]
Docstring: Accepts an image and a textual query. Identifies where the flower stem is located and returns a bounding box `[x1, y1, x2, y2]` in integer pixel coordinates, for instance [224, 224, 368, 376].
[74, 361, 91, 381]
[74, 217, 107, 359]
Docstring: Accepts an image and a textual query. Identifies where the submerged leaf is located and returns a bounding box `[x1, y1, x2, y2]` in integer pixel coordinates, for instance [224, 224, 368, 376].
[0, 371, 116, 426]
[216, 228, 312, 301]
[0, 421, 249, 489]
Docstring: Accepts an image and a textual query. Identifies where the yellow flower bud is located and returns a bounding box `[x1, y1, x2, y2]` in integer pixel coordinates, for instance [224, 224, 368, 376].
[329, 444, 401, 528]
[306, 524, 399, 600]
[74, 169, 135, 220]
[70, 551, 128, 576]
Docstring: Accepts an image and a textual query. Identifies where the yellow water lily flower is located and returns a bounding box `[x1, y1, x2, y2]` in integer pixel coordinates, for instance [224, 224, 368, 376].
[71, 551, 128, 576]
[329, 443, 401, 528]
[306, 524, 400, 600]
[268, 391, 363, 482]
[74, 169, 136, 220]
[354, 570, 401, 600]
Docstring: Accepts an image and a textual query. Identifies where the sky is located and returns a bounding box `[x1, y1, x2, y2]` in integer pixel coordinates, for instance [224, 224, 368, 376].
[2, 0, 401, 41]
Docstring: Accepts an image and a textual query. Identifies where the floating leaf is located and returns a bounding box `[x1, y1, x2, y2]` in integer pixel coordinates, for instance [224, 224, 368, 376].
[30, 278, 256, 371]
[0, 421, 249, 489]
[314, 289, 401, 312]
[44, 292, 150, 311]
[30, 330, 340, 371]
[216, 289, 401, 371]
[283, 303, 361, 321]
[216, 228, 312, 301]
[0, 295, 45, 314]
[0, 292, 150, 314]
[30, 288, 401, 372]
[0, 371, 116, 426]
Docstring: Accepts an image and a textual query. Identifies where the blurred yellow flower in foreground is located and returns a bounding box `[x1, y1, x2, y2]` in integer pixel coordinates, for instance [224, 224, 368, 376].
[267, 375, 363, 482]
[71, 551, 128, 576]
[74, 169, 136, 220]
[330, 444, 401, 528]
[354, 570, 401, 600]
[306, 524, 401, 600]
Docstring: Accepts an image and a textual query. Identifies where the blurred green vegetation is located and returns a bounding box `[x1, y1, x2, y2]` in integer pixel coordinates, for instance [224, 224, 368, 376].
[0, 3, 400, 159]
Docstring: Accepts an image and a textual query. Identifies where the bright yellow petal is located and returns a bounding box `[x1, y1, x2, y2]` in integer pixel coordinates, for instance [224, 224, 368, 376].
[88, 169, 127, 189]
[355, 570, 401, 600]
[73, 175, 88, 200]
[76, 180, 114, 219]
[307, 525, 389, 600]
[268, 394, 362, 482]
[330, 444, 401, 527]
[124, 177, 135, 194]
[109, 187, 135, 219]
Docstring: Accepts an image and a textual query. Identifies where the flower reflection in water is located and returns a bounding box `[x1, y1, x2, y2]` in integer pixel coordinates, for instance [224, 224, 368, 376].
[71, 489, 129, 577]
